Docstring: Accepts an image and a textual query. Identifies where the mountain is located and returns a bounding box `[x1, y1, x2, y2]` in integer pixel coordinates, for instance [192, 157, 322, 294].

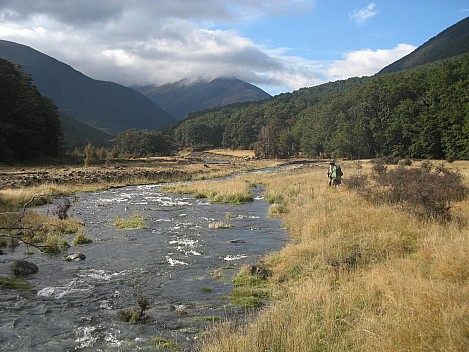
[0, 40, 176, 135]
[61, 116, 113, 149]
[378, 16, 469, 74]
[133, 77, 271, 120]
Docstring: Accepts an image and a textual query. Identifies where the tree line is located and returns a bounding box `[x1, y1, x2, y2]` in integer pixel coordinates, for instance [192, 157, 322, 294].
[0, 58, 63, 162]
[168, 53, 469, 160]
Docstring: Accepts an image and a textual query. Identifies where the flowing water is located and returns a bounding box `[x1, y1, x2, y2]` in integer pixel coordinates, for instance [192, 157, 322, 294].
[0, 180, 289, 351]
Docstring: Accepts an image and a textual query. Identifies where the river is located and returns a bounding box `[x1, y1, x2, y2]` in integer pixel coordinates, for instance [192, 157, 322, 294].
[0, 179, 289, 351]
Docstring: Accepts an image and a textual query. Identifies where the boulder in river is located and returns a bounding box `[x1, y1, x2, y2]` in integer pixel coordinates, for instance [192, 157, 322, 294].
[11, 260, 39, 276]
[63, 253, 86, 261]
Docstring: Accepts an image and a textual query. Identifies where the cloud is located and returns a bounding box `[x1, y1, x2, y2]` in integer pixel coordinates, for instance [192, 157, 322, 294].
[326, 44, 416, 80]
[349, 3, 378, 25]
[0, 1, 418, 95]
[0, 0, 318, 94]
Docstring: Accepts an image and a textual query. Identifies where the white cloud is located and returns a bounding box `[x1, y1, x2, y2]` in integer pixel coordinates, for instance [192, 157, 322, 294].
[0, 1, 420, 95]
[0, 0, 318, 94]
[326, 44, 416, 81]
[349, 3, 378, 25]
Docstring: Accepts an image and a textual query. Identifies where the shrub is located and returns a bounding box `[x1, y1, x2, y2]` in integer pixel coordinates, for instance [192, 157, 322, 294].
[420, 160, 433, 173]
[398, 158, 412, 166]
[371, 158, 387, 175]
[371, 166, 467, 220]
[117, 289, 150, 323]
[53, 198, 71, 220]
[344, 173, 368, 191]
[83, 143, 98, 167]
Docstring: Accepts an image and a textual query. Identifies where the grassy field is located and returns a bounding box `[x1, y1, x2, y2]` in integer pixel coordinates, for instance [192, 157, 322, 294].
[193, 160, 469, 352]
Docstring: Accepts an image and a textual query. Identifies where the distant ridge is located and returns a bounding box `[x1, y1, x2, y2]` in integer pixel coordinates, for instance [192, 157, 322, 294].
[378, 16, 469, 74]
[134, 77, 271, 120]
[0, 40, 176, 134]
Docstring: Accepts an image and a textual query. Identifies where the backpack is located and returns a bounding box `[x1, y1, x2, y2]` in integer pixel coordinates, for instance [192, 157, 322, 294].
[335, 164, 343, 177]
[332, 164, 343, 180]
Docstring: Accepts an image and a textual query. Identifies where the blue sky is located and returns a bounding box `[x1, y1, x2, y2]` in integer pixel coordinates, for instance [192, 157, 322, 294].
[0, 1, 467, 95]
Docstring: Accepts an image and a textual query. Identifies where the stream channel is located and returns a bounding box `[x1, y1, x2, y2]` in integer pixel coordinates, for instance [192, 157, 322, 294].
[0, 169, 292, 351]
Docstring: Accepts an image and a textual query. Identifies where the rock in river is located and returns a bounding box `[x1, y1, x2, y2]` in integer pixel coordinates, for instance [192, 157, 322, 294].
[11, 260, 39, 276]
[63, 253, 86, 261]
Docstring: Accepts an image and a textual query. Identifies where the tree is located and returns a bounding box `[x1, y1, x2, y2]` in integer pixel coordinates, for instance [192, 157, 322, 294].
[0, 59, 63, 162]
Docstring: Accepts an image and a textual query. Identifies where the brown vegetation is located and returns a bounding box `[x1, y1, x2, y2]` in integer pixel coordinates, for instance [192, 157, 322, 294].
[196, 160, 469, 352]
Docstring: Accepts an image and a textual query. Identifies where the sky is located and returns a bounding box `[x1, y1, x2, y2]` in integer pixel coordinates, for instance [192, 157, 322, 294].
[0, 1, 468, 95]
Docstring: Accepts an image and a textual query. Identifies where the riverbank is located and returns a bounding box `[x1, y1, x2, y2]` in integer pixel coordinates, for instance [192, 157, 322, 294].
[195, 159, 469, 351]
[0, 151, 284, 212]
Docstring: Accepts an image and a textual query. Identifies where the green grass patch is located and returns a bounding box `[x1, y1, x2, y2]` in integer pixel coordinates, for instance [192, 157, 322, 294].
[0, 277, 33, 290]
[200, 287, 213, 293]
[232, 267, 265, 287]
[151, 337, 180, 350]
[114, 214, 147, 229]
[72, 231, 93, 245]
[209, 192, 254, 204]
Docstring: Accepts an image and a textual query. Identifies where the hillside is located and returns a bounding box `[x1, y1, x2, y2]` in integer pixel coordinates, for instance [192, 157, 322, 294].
[0, 40, 176, 134]
[379, 16, 469, 74]
[134, 77, 271, 120]
[61, 117, 113, 149]
[169, 53, 469, 160]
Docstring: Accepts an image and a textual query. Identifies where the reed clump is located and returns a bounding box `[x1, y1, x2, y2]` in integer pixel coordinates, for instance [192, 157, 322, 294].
[198, 161, 469, 352]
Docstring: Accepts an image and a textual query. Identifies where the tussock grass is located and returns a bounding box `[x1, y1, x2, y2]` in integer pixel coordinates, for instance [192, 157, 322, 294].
[198, 161, 469, 352]
[114, 213, 147, 229]
[0, 210, 82, 253]
[162, 179, 254, 204]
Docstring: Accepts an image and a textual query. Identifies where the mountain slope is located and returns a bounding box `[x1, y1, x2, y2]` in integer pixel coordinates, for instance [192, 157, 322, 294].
[378, 16, 469, 74]
[0, 40, 176, 134]
[61, 117, 113, 149]
[134, 77, 271, 120]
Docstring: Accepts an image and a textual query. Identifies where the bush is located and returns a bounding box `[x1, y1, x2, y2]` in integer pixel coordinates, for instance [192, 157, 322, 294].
[117, 289, 150, 323]
[84, 143, 98, 167]
[371, 159, 387, 175]
[371, 166, 467, 220]
[344, 173, 368, 191]
[54, 198, 71, 220]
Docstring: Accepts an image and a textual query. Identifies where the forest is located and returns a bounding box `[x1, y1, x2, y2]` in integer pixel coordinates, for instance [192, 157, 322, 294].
[1, 52, 468, 163]
[169, 53, 469, 160]
[0, 58, 63, 162]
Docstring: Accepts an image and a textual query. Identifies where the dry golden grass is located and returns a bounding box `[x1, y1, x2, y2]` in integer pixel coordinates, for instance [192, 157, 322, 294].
[198, 160, 469, 352]
[207, 149, 256, 158]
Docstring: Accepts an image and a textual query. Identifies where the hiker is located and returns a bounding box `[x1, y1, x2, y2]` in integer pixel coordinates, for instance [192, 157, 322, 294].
[327, 160, 343, 188]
